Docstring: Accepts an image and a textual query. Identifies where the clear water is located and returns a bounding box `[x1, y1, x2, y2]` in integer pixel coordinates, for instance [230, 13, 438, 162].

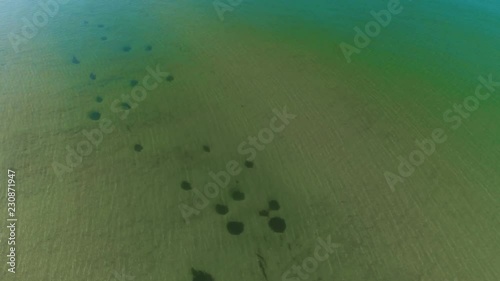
[0, 0, 499, 280]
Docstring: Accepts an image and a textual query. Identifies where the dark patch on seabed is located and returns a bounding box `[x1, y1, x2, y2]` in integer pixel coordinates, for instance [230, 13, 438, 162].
[244, 160, 254, 168]
[88, 111, 101, 121]
[268, 200, 280, 210]
[268, 217, 286, 233]
[215, 204, 228, 215]
[134, 144, 143, 152]
[181, 180, 192, 190]
[191, 268, 214, 281]
[121, 102, 132, 110]
[227, 221, 244, 235]
[231, 190, 245, 201]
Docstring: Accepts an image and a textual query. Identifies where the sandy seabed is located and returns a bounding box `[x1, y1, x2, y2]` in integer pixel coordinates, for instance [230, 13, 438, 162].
[0, 1, 499, 280]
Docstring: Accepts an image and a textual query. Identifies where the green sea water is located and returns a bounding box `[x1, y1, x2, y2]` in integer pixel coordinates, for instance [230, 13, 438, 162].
[213, 0, 500, 106]
[1, 0, 499, 280]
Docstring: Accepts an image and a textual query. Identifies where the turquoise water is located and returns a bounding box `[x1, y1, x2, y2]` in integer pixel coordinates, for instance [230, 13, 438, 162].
[217, 0, 500, 80]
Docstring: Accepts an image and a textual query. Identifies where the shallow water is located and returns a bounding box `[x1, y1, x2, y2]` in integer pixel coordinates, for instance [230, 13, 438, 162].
[0, 0, 499, 280]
